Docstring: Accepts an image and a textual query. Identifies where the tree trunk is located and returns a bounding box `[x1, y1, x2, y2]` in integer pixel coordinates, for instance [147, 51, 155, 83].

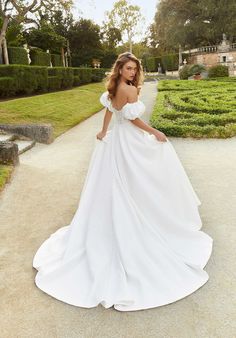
[0, 16, 10, 65]
[67, 39, 71, 67]
[178, 44, 182, 69]
[128, 36, 132, 53]
[61, 47, 65, 67]
[0, 16, 9, 46]
[3, 38, 9, 65]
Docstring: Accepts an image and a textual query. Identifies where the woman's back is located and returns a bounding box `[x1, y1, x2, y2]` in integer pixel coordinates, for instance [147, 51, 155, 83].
[111, 83, 138, 111]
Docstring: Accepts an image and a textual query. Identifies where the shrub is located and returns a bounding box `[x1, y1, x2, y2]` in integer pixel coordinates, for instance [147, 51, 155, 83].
[150, 80, 236, 138]
[48, 67, 74, 88]
[0, 65, 48, 94]
[208, 65, 229, 78]
[179, 65, 191, 79]
[30, 49, 51, 66]
[73, 67, 92, 84]
[73, 75, 81, 86]
[48, 76, 61, 91]
[161, 53, 179, 71]
[91, 68, 107, 82]
[51, 54, 63, 67]
[0, 64, 106, 97]
[7, 47, 29, 65]
[0, 77, 17, 96]
[145, 57, 156, 72]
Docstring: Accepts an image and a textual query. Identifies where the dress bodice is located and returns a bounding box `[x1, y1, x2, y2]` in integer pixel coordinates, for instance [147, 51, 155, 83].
[100, 91, 145, 123]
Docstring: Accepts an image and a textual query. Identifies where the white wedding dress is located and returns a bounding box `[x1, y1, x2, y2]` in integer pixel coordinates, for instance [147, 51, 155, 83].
[33, 91, 213, 312]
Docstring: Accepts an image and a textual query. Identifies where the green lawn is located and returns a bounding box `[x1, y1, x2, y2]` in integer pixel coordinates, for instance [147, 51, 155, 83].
[0, 82, 106, 137]
[0, 82, 106, 191]
[0, 165, 13, 191]
[150, 79, 236, 138]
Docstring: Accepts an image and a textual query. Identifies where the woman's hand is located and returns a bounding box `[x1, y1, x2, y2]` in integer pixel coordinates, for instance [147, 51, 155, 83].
[96, 130, 106, 140]
[152, 129, 168, 142]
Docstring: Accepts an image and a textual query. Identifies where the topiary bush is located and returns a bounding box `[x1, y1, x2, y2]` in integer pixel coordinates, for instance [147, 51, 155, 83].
[51, 54, 63, 67]
[208, 65, 229, 78]
[161, 53, 179, 71]
[7, 47, 29, 65]
[30, 49, 51, 66]
[145, 57, 156, 72]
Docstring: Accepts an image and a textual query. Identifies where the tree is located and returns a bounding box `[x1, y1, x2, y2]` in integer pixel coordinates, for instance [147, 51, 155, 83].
[0, 0, 73, 64]
[24, 23, 66, 52]
[49, 9, 74, 65]
[149, 0, 236, 52]
[101, 26, 122, 50]
[103, 0, 144, 53]
[0, 18, 25, 47]
[68, 18, 103, 67]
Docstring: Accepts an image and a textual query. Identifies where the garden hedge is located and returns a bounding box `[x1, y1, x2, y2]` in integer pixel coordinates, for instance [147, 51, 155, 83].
[0, 65, 108, 97]
[144, 53, 188, 72]
[208, 65, 229, 78]
[150, 80, 236, 138]
[7, 47, 29, 65]
[30, 49, 51, 66]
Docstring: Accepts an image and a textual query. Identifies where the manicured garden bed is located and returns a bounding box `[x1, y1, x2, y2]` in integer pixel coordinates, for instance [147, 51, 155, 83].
[150, 80, 236, 138]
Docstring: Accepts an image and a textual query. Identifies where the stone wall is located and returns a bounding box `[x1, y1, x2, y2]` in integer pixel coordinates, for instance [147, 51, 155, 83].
[0, 124, 54, 144]
[188, 50, 236, 76]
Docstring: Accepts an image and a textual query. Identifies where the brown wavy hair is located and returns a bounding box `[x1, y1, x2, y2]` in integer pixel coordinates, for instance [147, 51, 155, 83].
[105, 52, 144, 100]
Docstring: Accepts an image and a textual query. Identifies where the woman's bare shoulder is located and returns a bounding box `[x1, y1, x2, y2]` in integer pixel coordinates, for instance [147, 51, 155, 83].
[118, 84, 138, 102]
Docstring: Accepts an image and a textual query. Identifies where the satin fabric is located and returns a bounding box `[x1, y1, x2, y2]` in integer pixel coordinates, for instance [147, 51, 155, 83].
[33, 92, 213, 311]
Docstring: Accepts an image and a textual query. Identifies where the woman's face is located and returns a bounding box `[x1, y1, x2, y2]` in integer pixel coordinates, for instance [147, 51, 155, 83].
[120, 60, 137, 82]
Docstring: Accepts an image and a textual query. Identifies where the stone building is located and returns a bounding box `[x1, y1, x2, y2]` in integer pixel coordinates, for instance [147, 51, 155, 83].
[183, 34, 236, 76]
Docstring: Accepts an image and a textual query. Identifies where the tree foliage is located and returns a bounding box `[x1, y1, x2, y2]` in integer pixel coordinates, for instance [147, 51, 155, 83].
[0, 0, 73, 63]
[24, 23, 66, 52]
[68, 18, 103, 66]
[149, 0, 236, 51]
[103, 0, 144, 53]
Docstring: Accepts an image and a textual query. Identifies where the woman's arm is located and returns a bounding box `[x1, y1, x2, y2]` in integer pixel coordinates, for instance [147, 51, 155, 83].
[96, 108, 113, 140]
[131, 118, 167, 142]
[127, 87, 167, 142]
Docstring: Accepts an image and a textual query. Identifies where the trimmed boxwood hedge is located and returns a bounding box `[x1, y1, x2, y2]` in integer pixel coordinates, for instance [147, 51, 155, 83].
[51, 54, 63, 67]
[0, 77, 17, 96]
[7, 47, 29, 65]
[0, 65, 109, 97]
[30, 49, 51, 66]
[150, 80, 236, 138]
[144, 53, 188, 72]
[0, 65, 48, 95]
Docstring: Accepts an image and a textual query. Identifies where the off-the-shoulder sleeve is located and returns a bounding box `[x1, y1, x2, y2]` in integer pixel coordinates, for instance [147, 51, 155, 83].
[100, 91, 112, 111]
[122, 101, 145, 120]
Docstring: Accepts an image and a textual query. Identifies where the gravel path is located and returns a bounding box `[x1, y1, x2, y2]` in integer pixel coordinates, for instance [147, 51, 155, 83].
[0, 82, 235, 338]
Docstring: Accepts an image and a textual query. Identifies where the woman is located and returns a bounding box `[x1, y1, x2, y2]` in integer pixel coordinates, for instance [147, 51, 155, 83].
[33, 52, 213, 312]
